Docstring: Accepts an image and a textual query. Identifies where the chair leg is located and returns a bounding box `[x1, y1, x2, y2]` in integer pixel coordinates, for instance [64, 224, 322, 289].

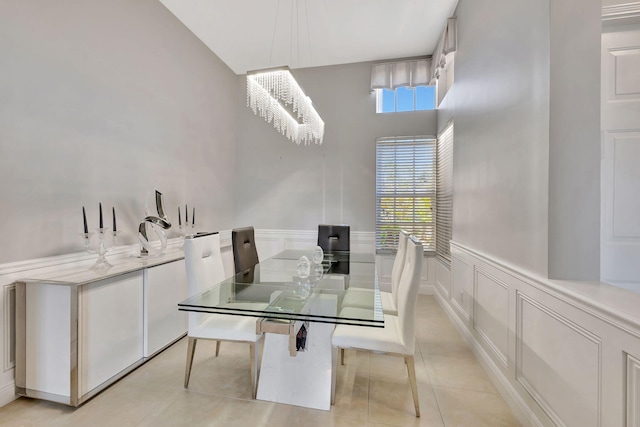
[404, 355, 420, 417]
[331, 346, 338, 405]
[184, 337, 198, 388]
[215, 340, 221, 357]
[250, 342, 258, 399]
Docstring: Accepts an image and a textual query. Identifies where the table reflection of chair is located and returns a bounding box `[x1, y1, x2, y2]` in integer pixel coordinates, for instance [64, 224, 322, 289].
[183, 232, 262, 398]
[317, 224, 350, 252]
[332, 236, 423, 417]
[341, 230, 409, 315]
[232, 226, 259, 283]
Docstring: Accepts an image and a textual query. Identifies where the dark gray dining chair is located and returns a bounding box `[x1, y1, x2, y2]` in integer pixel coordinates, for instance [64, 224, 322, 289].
[232, 226, 259, 282]
[317, 224, 350, 252]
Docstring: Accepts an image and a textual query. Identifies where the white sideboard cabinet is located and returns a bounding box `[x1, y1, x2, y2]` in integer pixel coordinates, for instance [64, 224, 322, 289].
[144, 260, 188, 357]
[14, 249, 186, 406]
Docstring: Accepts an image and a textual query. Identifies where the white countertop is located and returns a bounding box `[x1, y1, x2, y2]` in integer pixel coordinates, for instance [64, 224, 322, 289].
[14, 244, 184, 287]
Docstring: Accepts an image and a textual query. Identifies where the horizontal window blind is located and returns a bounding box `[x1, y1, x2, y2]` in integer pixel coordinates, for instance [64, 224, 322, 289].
[436, 123, 454, 264]
[376, 136, 436, 252]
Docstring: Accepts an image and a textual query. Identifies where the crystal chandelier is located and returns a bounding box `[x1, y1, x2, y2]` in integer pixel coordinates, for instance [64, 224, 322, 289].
[247, 67, 324, 145]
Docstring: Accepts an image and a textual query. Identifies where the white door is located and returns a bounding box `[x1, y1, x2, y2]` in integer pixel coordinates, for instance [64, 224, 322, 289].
[601, 24, 640, 285]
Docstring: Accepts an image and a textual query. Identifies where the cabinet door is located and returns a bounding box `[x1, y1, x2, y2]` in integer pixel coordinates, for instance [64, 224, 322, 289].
[24, 283, 71, 397]
[144, 260, 187, 357]
[79, 271, 144, 396]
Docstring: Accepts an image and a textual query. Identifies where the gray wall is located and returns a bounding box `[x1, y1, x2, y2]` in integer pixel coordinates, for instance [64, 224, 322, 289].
[235, 62, 437, 232]
[0, 0, 238, 264]
[602, 0, 632, 6]
[439, 0, 551, 276]
[548, 0, 601, 280]
[440, 0, 601, 280]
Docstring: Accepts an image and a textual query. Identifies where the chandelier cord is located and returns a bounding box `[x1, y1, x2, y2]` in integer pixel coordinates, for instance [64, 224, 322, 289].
[304, 0, 312, 66]
[289, 0, 294, 68]
[296, 0, 300, 68]
[268, 0, 281, 67]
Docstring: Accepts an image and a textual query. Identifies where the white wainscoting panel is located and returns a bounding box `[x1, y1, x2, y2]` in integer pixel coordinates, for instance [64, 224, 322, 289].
[516, 292, 601, 427]
[3, 285, 15, 372]
[473, 268, 509, 369]
[1, 274, 32, 406]
[435, 258, 451, 298]
[421, 254, 434, 294]
[435, 242, 640, 427]
[628, 353, 640, 427]
[451, 255, 472, 321]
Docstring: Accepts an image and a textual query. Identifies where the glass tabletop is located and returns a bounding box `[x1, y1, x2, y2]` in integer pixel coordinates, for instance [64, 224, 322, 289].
[272, 249, 375, 264]
[178, 250, 383, 327]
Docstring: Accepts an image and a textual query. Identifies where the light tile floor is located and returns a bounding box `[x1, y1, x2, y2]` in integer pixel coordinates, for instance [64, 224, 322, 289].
[0, 295, 521, 426]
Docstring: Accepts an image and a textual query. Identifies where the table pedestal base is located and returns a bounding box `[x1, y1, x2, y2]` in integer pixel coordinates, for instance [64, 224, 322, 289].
[256, 294, 337, 410]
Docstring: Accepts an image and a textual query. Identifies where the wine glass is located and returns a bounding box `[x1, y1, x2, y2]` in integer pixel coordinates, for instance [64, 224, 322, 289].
[297, 255, 311, 279]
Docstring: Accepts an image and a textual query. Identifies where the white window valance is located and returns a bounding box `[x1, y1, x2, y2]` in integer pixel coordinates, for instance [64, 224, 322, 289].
[370, 58, 432, 91]
[430, 17, 457, 83]
[370, 16, 457, 90]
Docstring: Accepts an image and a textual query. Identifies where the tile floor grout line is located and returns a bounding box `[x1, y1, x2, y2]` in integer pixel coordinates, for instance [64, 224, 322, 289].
[430, 382, 449, 427]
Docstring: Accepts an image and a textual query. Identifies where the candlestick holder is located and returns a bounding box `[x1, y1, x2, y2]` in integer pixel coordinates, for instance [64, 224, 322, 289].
[177, 224, 195, 248]
[81, 228, 118, 269]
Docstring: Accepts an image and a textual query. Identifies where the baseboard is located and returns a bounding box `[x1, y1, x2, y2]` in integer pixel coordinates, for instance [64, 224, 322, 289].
[0, 380, 17, 408]
[419, 284, 435, 295]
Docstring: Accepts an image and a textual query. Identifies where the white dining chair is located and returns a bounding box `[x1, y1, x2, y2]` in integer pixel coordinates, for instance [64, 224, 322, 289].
[183, 232, 263, 398]
[332, 235, 423, 417]
[341, 230, 409, 315]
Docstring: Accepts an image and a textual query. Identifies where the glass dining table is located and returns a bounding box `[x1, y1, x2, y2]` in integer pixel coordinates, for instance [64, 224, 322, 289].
[177, 249, 383, 411]
[178, 249, 383, 327]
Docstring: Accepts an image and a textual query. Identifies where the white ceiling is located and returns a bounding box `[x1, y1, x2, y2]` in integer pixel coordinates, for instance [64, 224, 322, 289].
[158, 0, 459, 75]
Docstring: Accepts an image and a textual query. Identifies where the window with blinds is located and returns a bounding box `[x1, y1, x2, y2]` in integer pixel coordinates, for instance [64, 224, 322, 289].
[436, 123, 454, 264]
[376, 136, 436, 253]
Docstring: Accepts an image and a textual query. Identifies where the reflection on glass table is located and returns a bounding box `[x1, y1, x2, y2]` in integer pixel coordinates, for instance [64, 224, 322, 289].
[178, 249, 382, 327]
